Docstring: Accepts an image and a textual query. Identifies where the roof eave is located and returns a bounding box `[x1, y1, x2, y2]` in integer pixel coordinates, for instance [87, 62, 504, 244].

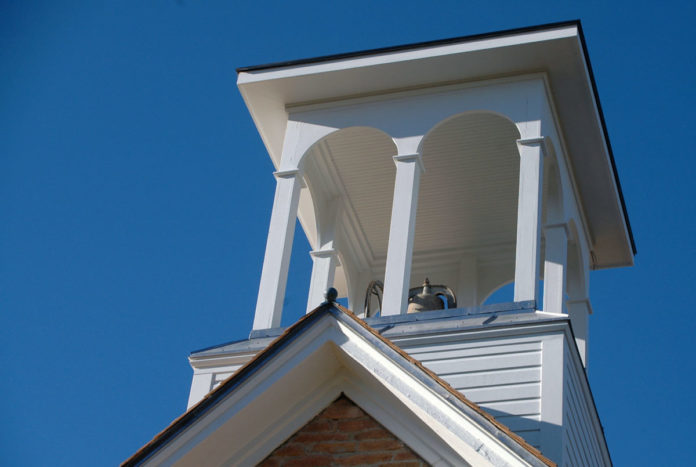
[236, 20, 635, 266]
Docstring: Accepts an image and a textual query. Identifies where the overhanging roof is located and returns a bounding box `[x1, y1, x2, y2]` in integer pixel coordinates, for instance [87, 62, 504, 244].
[124, 303, 554, 466]
[237, 20, 635, 268]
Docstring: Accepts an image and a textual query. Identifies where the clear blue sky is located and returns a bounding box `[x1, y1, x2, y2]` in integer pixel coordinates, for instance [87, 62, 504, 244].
[1, 1, 694, 465]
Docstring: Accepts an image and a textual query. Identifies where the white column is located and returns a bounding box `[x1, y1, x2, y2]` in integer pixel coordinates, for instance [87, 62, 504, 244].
[306, 249, 337, 312]
[381, 153, 424, 316]
[252, 169, 303, 330]
[542, 224, 568, 314]
[567, 299, 591, 366]
[513, 138, 545, 304]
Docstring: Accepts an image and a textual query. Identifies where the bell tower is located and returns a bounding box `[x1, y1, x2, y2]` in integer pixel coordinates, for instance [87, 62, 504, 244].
[188, 21, 633, 466]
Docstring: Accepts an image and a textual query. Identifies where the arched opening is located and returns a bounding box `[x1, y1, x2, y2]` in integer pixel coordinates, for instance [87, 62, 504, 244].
[411, 112, 522, 309]
[482, 281, 514, 305]
[298, 126, 398, 316]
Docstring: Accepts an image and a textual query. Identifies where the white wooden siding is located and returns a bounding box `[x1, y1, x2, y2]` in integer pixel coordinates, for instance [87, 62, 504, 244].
[398, 335, 543, 448]
[211, 365, 243, 390]
[562, 345, 608, 466]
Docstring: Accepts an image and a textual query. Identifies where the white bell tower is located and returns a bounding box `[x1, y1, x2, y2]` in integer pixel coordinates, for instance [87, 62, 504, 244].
[188, 21, 634, 466]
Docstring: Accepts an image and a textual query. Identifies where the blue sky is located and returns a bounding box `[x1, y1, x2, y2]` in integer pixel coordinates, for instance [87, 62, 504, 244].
[1, 1, 694, 465]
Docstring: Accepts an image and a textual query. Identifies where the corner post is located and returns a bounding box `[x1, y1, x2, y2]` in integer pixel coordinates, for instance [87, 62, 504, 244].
[567, 299, 591, 366]
[252, 168, 303, 330]
[514, 137, 546, 304]
[306, 249, 338, 312]
[381, 153, 424, 316]
[543, 223, 569, 314]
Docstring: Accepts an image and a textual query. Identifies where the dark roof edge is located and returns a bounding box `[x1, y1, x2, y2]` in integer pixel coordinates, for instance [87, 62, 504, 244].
[236, 20, 581, 73]
[332, 306, 554, 467]
[122, 304, 334, 466]
[575, 22, 636, 255]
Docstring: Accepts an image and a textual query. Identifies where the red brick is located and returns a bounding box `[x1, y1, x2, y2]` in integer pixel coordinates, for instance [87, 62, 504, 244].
[354, 427, 393, 440]
[337, 417, 375, 432]
[380, 461, 425, 466]
[333, 452, 394, 465]
[257, 458, 281, 467]
[358, 439, 404, 451]
[303, 418, 334, 432]
[271, 443, 306, 457]
[260, 396, 426, 466]
[392, 449, 422, 461]
[292, 431, 349, 443]
[283, 455, 332, 467]
[313, 441, 355, 454]
[321, 404, 364, 419]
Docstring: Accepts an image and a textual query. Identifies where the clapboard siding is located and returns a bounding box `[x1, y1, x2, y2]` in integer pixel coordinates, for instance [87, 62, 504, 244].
[399, 336, 543, 447]
[562, 345, 607, 466]
[211, 366, 243, 390]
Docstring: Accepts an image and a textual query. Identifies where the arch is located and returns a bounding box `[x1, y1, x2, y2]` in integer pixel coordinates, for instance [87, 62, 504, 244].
[412, 110, 522, 259]
[480, 279, 515, 306]
[300, 126, 399, 305]
[417, 110, 521, 154]
[291, 124, 397, 172]
[300, 126, 398, 246]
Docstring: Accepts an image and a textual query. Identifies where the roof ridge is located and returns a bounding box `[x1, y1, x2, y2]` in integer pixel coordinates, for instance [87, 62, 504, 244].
[334, 304, 555, 467]
[123, 303, 555, 466]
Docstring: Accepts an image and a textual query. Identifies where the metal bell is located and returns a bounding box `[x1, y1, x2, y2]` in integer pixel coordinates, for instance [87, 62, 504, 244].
[407, 278, 445, 314]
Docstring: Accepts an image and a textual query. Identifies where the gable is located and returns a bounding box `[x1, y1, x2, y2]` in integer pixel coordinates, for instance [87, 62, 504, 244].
[259, 395, 425, 466]
[124, 305, 553, 466]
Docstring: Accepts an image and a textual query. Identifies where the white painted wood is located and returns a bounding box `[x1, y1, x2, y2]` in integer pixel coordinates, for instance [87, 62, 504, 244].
[514, 138, 545, 304]
[562, 344, 610, 466]
[252, 169, 303, 330]
[382, 153, 424, 316]
[306, 249, 338, 312]
[306, 198, 341, 312]
[187, 373, 214, 409]
[399, 334, 544, 449]
[539, 333, 564, 464]
[239, 25, 635, 269]
[458, 255, 478, 307]
[185, 312, 612, 465]
[542, 224, 568, 314]
[156, 313, 550, 467]
[566, 299, 590, 367]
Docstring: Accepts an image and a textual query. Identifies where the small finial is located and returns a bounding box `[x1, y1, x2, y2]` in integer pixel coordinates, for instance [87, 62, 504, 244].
[324, 287, 338, 303]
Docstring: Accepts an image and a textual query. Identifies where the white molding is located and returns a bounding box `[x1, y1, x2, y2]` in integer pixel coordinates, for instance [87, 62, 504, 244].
[392, 152, 425, 173]
[517, 136, 546, 146]
[148, 314, 552, 466]
[309, 248, 337, 258]
[286, 73, 551, 113]
[272, 168, 302, 178]
[238, 26, 579, 84]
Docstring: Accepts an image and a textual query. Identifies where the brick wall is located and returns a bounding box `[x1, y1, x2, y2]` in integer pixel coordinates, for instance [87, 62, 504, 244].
[258, 395, 427, 466]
